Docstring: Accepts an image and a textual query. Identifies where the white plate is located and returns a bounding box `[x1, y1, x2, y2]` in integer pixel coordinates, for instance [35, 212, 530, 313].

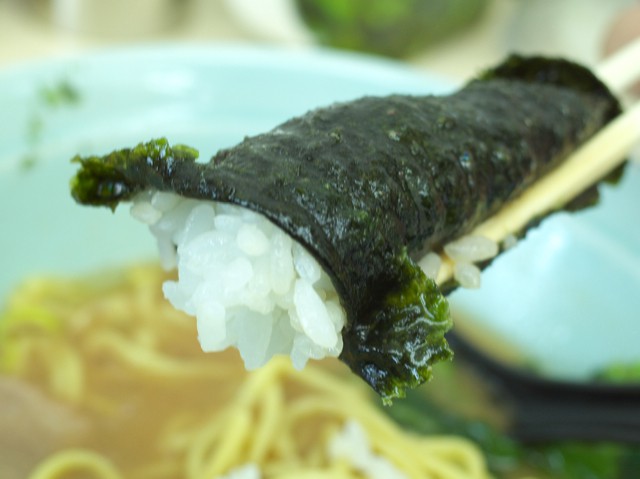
[1, 44, 638, 381]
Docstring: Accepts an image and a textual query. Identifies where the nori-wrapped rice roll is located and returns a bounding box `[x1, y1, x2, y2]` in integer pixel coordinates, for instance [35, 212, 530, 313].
[71, 55, 622, 403]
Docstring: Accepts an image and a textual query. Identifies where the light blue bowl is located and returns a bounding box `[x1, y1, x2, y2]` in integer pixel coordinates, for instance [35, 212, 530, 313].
[0, 43, 450, 303]
[450, 161, 640, 381]
[1, 44, 637, 382]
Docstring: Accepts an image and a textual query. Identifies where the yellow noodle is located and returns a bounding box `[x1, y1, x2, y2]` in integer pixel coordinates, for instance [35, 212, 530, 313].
[278, 387, 487, 479]
[283, 359, 369, 401]
[235, 357, 288, 407]
[159, 412, 211, 454]
[83, 391, 122, 417]
[200, 408, 253, 478]
[48, 343, 84, 404]
[275, 467, 356, 479]
[27, 449, 123, 479]
[419, 438, 487, 477]
[0, 335, 35, 373]
[415, 455, 480, 479]
[129, 460, 183, 479]
[185, 410, 230, 478]
[270, 423, 298, 464]
[248, 383, 284, 463]
[1, 265, 505, 479]
[265, 394, 407, 476]
[85, 331, 230, 379]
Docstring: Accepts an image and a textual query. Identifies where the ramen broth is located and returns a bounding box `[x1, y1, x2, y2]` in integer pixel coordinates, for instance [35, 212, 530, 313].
[0, 264, 492, 479]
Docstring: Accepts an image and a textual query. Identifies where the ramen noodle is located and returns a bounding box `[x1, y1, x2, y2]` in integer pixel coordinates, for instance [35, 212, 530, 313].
[1, 264, 493, 479]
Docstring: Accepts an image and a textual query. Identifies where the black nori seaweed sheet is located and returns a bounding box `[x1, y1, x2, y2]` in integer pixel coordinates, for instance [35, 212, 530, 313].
[70, 55, 622, 402]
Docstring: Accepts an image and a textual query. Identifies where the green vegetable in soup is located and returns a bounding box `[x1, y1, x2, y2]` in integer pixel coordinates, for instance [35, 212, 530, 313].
[70, 55, 622, 403]
[595, 362, 640, 383]
[388, 361, 640, 479]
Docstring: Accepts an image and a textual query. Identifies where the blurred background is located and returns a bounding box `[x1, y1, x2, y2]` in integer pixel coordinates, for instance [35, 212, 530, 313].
[1, 0, 639, 81]
[2, 4, 640, 478]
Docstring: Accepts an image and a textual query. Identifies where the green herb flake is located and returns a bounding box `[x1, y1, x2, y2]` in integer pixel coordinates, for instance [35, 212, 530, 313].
[39, 79, 81, 107]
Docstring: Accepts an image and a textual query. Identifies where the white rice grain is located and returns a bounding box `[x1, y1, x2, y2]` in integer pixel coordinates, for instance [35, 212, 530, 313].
[130, 202, 161, 225]
[237, 223, 269, 256]
[224, 257, 253, 292]
[150, 191, 181, 212]
[292, 243, 322, 284]
[176, 203, 216, 246]
[270, 231, 295, 295]
[131, 190, 346, 371]
[444, 235, 498, 263]
[329, 420, 408, 479]
[196, 301, 226, 351]
[325, 299, 347, 331]
[417, 252, 442, 281]
[453, 262, 482, 289]
[232, 311, 273, 370]
[293, 279, 338, 349]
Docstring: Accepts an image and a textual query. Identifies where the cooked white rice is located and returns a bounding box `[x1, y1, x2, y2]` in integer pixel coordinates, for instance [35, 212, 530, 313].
[130, 190, 346, 370]
[329, 420, 408, 479]
[130, 189, 498, 368]
[452, 261, 483, 289]
[443, 234, 499, 289]
[417, 252, 442, 281]
[443, 235, 498, 263]
[212, 421, 406, 479]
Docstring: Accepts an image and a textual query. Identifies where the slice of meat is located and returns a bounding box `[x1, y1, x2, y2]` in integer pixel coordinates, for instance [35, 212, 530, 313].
[0, 376, 88, 479]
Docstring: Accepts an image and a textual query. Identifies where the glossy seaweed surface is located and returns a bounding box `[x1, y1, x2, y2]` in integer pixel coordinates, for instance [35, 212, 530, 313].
[71, 55, 621, 402]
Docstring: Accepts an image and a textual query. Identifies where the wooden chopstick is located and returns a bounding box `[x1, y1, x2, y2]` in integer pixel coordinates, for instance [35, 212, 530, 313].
[466, 101, 640, 244]
[596, 36, 640, 94]
[434, 38, 640, 286]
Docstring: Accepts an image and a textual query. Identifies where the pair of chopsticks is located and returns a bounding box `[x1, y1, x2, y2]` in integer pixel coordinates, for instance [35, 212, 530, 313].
[435, 37, 640, 286]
